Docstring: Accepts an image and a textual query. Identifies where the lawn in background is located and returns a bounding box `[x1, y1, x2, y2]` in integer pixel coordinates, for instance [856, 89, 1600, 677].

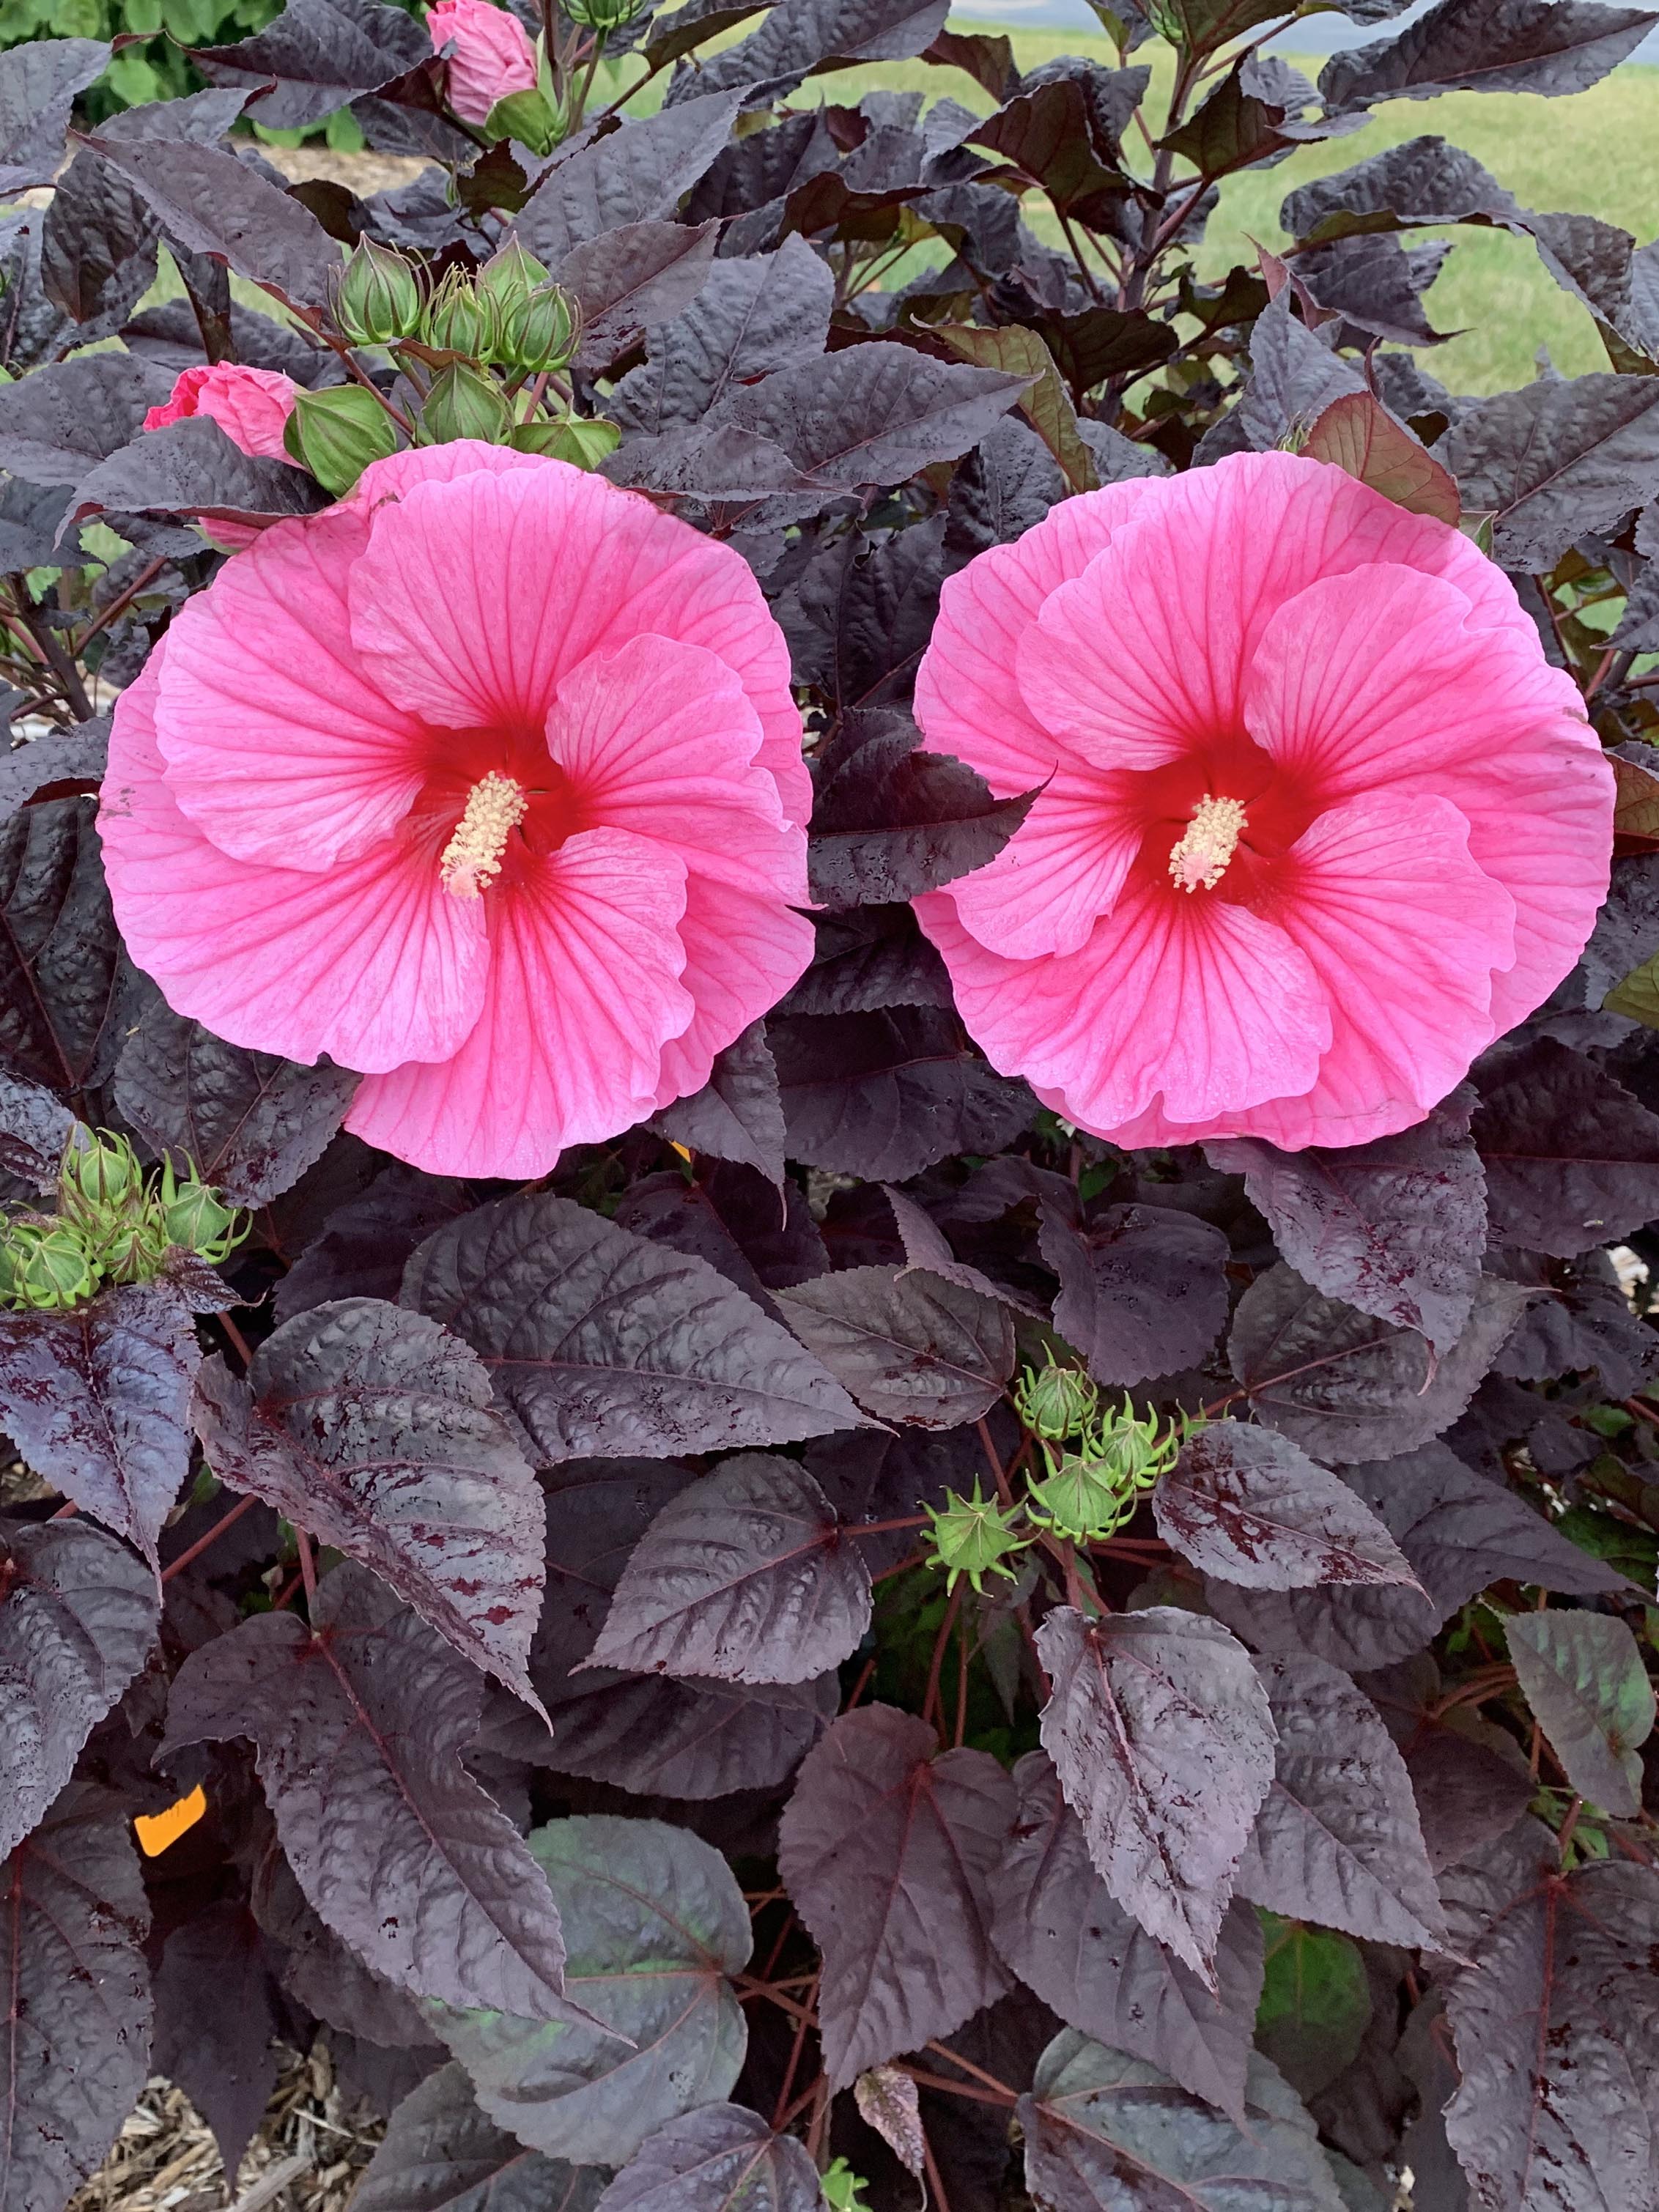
[805, 26, 1659, 394]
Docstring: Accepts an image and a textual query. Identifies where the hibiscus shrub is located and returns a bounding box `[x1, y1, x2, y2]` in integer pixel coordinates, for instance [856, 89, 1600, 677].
[6, 0, 1659, 2205]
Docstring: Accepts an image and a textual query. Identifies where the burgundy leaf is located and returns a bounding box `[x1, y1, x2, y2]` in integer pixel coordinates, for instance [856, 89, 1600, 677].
[352, 2060, 603, 2212]
[1323, 0, 1658, 109]
[591, 2104, 824, 2211]
[777, 1262, 1013, 1427]
[0, 1517, 157, 1861]
[616, 1163, 828, 1319]
[68, 415, 328, 533]
[274, 1164, 477, 1322]
[151, 1901, 281, 2181]
[161, 1561, 581, 2021]
[651, 1021, 787, 1186]
[1503, 1610, 1654, 1819]
[778, 1704, 1014, 2087]
[585, 1452, 870, 1684]
[1473, 1037, 1659, 1258]
[188, 0, 429, 130]
[1234, 1654, 1447, 1949]
[883, 1183, 1047, 1317]
[562, 219, 719, 368]
[1444, 1855, 1659, 2211]
[251, 1835, 440, 2052]
[1035, 1606, 1276, 1985]
[403, 1193, 867, 1463]
[1153, 1420, 1419, 1590]
[0, 1784, 152, 2212]
[853, 2069, 925, 2178]
[1227, 1264, 1532, 1464]
[0, 1281, 201, 1563]
[1040, 1201, 1230, 1388]
[1357, 1655, 1535, 1873]
[1, 795, 133, 1104]
[191, 1300, 545, 1709]
[515, 91, 746, 264]
[1207, 1089, 1485, 1355]
[992, 1750, 1264, 2123]
[0, 350, 171, 483]
[0, 1070, 78, 1192]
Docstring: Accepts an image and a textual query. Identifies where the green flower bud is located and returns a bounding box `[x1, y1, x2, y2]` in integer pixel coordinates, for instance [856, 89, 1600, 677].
[476, 240, 550, 311]
[423, 267, 495, 360]
[563, 0, 651, 29]
[283, 385, 402, 495]
[509, 415, 619, 467]
[162, 1180, 243, 1263]
[498, 283, 578, 374]
[332, 237, 423, 346]
[421, 363, 514, 446]
[1013, 1356, 1098, 1443]
[922, 1481, 1030, 1595]
[0, 1222, 99, 1310]
[60, 1130, 141, 1214]
[482, 86, 569, 157]
[1026, 1399, 1183, 1543]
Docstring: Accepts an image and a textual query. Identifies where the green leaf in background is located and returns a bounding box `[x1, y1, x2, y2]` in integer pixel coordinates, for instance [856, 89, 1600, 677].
[1605, 949, 1659, 1027]
[1254, 1915, 1372, 2102]
[1505, 1609, 1656, 1818]
[1556, 1503, 1658, 1593]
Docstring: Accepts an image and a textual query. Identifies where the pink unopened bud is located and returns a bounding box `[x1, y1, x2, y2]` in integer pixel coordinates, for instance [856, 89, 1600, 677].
[143, 363, 300, 465]
[427, 0, 538, 126]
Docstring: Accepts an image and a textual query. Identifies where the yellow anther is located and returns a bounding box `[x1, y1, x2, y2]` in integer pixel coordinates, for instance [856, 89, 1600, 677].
[1168, 794, 1246, 894]
[440, 772, 527, 898]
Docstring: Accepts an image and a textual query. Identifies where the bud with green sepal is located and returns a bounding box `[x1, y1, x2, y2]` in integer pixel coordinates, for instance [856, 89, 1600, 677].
[1013, 1353, 1098, 1443]
[158, 1159, 247, 1267]
[59, 1128, 141, 1216]
[332, 237, 423, 347]
[1026, 1397, 1186, 1544]
[922, 1481, 1031, 1595]
[0, 1221, 100, 1310]
[421, 363, 514, 445]
[422, 267, 498, 362]
[564, 0, 652, 28]
[509, 415, 618, 466]
[284, 385, 402, 495]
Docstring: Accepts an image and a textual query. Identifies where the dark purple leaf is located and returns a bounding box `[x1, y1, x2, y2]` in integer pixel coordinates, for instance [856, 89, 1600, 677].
[273, 1164, 476, 1322]
[1041, 1201, 1230, 1388]
[1034, 1607, 1276, 1986]
[882, 1182, 1046, 1317]
[1281, 136, 1521, 245]
[516, 92, 747, 265]
[0, 1519, 157, 1862]
[0, 1784, 151, 2212]
[114, 1001, 357, 1205]
[402, 1192, 867, 1465]
[780, 517, 946, 714]
[923, 24, 1019, 98]
[1444, 1857, 1659, 2211]
[1021, 2034, 1348, 2211]
[1207, 1090, 1485, 1355]
[69, 416, 329, 534]
[484, 1461, 838, 1799]
[992, 1751, 1264, 2123]
[852, 2068, 924, 2178]
[969, 75, 1127, 221]
[1473, 1038, 1659, 1257]
[1234, 1654, 1446, 1948]
[1153, 1421, 1418, 1591]
[1504, 1610, 1653, 1817]
[772, 1007, 1032, 1181]
[802, 1424, 969, 1573]
[776, 1263, 1013, 1427]
[778, 1704, 1013, 2087]
[616, 1163, 827, 1316]
[152, 1902, 281, 2180]
[0, 351, 172, 488]
[584, 1452, 871, 1684]
[1224, 291, 1367, 453]
[1523, 208, 1659, 363]
[1206, 1442, 1631, 1671]
[74, 133, 344, 308]
[672, 0, 950, 106]
[0, 1282, 200, 1564]
[162, 1561, 580, 2020]
[1358, 1656, 1534, 1872]
[352, 2061, 605, 2212]
[0, 720, 110, 830]
[563, 220, 719, 368]
[191, 1299, 545, 1706]
[944, 415, 1066, 561]
[0, 38, 111, 194]
[1440, 372, 1659, 570]
[775, 906, 953, 1019]
[1227, 1265, 1532, 1464]
[251, 1833, 441, 2050]
[1323, 0, 1657, 108]
[651, 1022, 786, 1186]
[430, 1815, 751, 2165]
[806, 707, 1035, 908]
[0, 797, 132, 1102]
[1496, 1250, 1659, 1397]
[0, 1070, 78, 1192]
[592, 2105, 824, 2212]
[644, 0, 772, 69]
[189, 0, 429, 130]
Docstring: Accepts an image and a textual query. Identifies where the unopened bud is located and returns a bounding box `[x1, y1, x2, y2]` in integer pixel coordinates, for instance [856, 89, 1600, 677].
[333, 237, 423, 346]
[61, 1129, 140, 1213]
[0, 1223, 98, 1310]
[1013, 1358, 1098, 1443]
[284, 385, 402, 495]
[498, 281, 577, 374]
[162, 1180, 243, 1262]
[423, 267, 495, 360]
[482, 85, 569, 156]
[564, 0, 651, 28]
[509, 414, 618, 467]
[422, 363, 514, 445]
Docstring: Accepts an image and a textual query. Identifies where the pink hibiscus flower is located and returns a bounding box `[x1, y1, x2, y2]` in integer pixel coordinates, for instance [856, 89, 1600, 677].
[427, 0, 538, 125]
[100, 443, 813, 1177]
[144, 363, 300, 462]
[915, 450, 1614, 1152]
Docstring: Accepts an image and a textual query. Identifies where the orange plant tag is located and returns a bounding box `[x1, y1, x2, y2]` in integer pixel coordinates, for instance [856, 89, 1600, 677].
[133, 1784, 207, 1857]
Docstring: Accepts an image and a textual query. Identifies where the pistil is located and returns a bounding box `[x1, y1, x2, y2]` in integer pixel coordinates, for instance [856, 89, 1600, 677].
[440, 771, 528, 898]
[1168, 794, 1246, 894]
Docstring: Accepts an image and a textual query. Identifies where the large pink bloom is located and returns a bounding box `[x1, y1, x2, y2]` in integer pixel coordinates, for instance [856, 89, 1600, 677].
[914, 451, 1614, 1152]
[428, 0, 538, 125]
[100, 443, 813, 1177]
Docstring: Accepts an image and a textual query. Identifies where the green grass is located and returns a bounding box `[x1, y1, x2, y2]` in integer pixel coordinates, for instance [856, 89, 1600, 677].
[813, 23, 1659, 393]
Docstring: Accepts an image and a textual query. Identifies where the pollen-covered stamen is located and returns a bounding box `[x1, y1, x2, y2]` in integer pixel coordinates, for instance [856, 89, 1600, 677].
[440, 771, 528, 898]
[1168, 794, 1247, 894]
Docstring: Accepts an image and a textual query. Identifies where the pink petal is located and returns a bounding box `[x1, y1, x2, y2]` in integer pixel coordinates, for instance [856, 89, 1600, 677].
[347, 827, 694, 1176]
[152, 505, 426, 871]
[548, 635, 806, 900]
[101, 652, 487, 1073]
[345, 437, 542, 514]
[347, 462, 810, 829]
[648, 873, 815, 1114]
[947, 774, 1142, 960]
[914, 479, 1159, 794]
[918, 876, 1330, 1134]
